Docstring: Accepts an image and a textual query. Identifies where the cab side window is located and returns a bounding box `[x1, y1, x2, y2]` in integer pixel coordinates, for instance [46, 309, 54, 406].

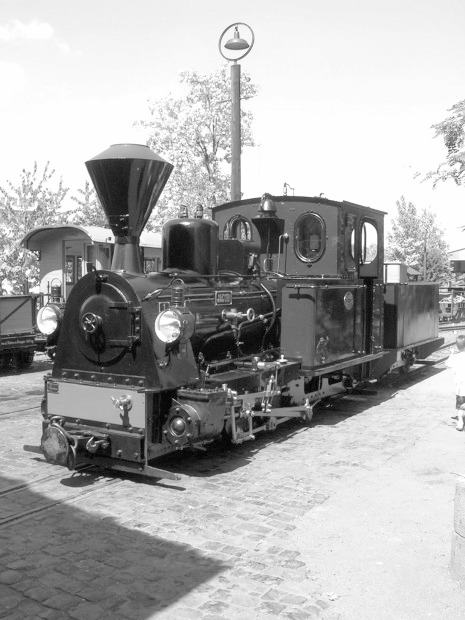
[360, 220, 378, 264]
[294, 212, 325, 262]
[223, 216, 253, 241]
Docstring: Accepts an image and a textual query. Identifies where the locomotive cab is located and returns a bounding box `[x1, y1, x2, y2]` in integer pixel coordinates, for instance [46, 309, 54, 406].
[212, 194, 386, 378]
[213, 194, 384, 280]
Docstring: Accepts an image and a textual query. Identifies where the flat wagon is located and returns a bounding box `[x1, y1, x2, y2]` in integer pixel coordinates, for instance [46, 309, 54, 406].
[0, 294, 36, 369]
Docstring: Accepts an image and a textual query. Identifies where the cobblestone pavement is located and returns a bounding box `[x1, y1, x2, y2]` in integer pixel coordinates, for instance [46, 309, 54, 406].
[1, 353, 465, 619]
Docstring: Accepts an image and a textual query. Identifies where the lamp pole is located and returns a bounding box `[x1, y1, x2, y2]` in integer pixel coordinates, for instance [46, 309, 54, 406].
[219, 23, 254, 202]
[423, 229, 428, 281]
[230, 61, 241, 201]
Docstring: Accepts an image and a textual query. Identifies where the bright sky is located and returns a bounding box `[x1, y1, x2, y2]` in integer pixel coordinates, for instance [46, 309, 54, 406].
[1, 0, 464, 248]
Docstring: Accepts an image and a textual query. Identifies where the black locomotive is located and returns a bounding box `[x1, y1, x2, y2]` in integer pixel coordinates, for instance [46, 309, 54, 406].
[38, 144, 442, 480]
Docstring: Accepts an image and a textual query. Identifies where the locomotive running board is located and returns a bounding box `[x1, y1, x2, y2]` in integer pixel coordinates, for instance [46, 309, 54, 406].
[23, 446, 180, 481]
[93, 460, 181, 481]
[144, 465, 181, 481]
[301, 351, 386, 375]
[23, 444, 43, 455]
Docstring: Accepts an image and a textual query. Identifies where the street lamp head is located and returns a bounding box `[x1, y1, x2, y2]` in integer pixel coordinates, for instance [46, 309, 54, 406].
[219, 22, 254, 62]
[225, 25, 250, 51]
[218, 22, 255, 201]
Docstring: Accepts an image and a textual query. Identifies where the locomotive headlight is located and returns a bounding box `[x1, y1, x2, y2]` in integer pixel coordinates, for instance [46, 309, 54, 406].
[155, 310, 182, 343]
[154, 308, 195, 345]
[37, 304, 61, 335]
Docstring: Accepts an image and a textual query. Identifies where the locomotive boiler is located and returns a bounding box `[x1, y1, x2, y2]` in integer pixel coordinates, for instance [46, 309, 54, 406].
[38, 143, 443, 480]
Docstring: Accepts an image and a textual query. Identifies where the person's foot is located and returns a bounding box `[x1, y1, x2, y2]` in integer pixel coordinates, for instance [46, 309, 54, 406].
[456, 421, 464, 431]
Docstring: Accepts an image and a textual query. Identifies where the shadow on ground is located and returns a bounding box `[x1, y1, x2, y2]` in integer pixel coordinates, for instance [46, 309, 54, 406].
[0, 472, 225, 619]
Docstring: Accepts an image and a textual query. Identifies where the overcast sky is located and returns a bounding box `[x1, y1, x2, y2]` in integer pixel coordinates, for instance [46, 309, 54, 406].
[1, 0, 464, 248]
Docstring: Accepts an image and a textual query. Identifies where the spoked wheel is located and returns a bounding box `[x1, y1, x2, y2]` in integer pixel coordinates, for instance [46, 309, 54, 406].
[11, 350, 35, 370]
[20, 350, 35, 367]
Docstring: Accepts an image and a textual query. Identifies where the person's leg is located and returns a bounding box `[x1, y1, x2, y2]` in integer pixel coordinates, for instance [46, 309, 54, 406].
[457, 399, 465, 431]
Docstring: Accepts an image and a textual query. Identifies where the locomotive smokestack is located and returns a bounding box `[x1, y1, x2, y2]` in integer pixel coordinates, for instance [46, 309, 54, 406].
[85, 144, 173, 272]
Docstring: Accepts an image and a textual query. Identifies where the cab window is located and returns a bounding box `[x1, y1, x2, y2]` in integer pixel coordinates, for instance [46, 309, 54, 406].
[223, 215, 253, 241]
[360, 220, 378, 264]
[294, 212, 325, 262]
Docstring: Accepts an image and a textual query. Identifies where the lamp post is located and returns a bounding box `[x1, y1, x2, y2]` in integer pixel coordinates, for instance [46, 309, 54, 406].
[219, 23, 255, 202]
[423, 229, 428, 281]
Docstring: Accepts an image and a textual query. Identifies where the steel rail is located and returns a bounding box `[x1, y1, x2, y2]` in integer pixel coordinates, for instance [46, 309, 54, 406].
[0, 472, 122, 530]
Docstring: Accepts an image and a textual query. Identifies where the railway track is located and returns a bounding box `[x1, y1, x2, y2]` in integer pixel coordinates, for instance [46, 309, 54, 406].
[0, 326, 461, 531]
[0, 466, 123, 529]
[439, 321, 465, 332]
[0, 404, 40, 417]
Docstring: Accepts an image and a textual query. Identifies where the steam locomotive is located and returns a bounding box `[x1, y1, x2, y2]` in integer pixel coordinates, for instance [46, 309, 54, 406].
[37, 144, 442, 480]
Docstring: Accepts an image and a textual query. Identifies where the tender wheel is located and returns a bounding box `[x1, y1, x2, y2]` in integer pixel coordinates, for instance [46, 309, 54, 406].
[20, 351, 35, 367]
[12, 351, 34, 369]
[0, 353, 11, 370]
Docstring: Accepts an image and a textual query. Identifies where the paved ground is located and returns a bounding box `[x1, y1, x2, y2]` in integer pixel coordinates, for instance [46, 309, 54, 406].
[0, 353, 465, 619]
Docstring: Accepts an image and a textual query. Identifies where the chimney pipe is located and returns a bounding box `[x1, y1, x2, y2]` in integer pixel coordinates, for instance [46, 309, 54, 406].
[85, 144, 173, 272]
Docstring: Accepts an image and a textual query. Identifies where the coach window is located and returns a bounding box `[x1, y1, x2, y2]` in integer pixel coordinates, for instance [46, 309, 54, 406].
[223, 215, 253, 241]
[294, 212, 325, 262]
[76, 256, 83, 280]
[360, 220, 378, 264]
[144, 257, 160, 273]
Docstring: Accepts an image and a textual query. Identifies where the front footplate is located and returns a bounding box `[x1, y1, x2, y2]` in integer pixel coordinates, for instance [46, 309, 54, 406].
[75, 456, 182, 481]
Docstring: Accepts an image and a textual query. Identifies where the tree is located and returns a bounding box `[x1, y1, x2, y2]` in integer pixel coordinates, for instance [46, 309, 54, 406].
[135, 65, 258, 228]
[0, 163, 69, 294]
[386, 196, 451, 284]
[70, 180, 107, 227]
[421, 99, 465, 188]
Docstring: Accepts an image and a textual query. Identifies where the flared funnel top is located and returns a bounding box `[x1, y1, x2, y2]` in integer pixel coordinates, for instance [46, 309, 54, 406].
[85, 144, 173, 239]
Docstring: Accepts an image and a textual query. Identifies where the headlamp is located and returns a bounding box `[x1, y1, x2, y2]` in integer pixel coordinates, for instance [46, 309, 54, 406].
[154, 308, 195, 345]
[37, 304, 61, 336]
[170, 416, 187, 436]
[154, 310, 182, 344]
